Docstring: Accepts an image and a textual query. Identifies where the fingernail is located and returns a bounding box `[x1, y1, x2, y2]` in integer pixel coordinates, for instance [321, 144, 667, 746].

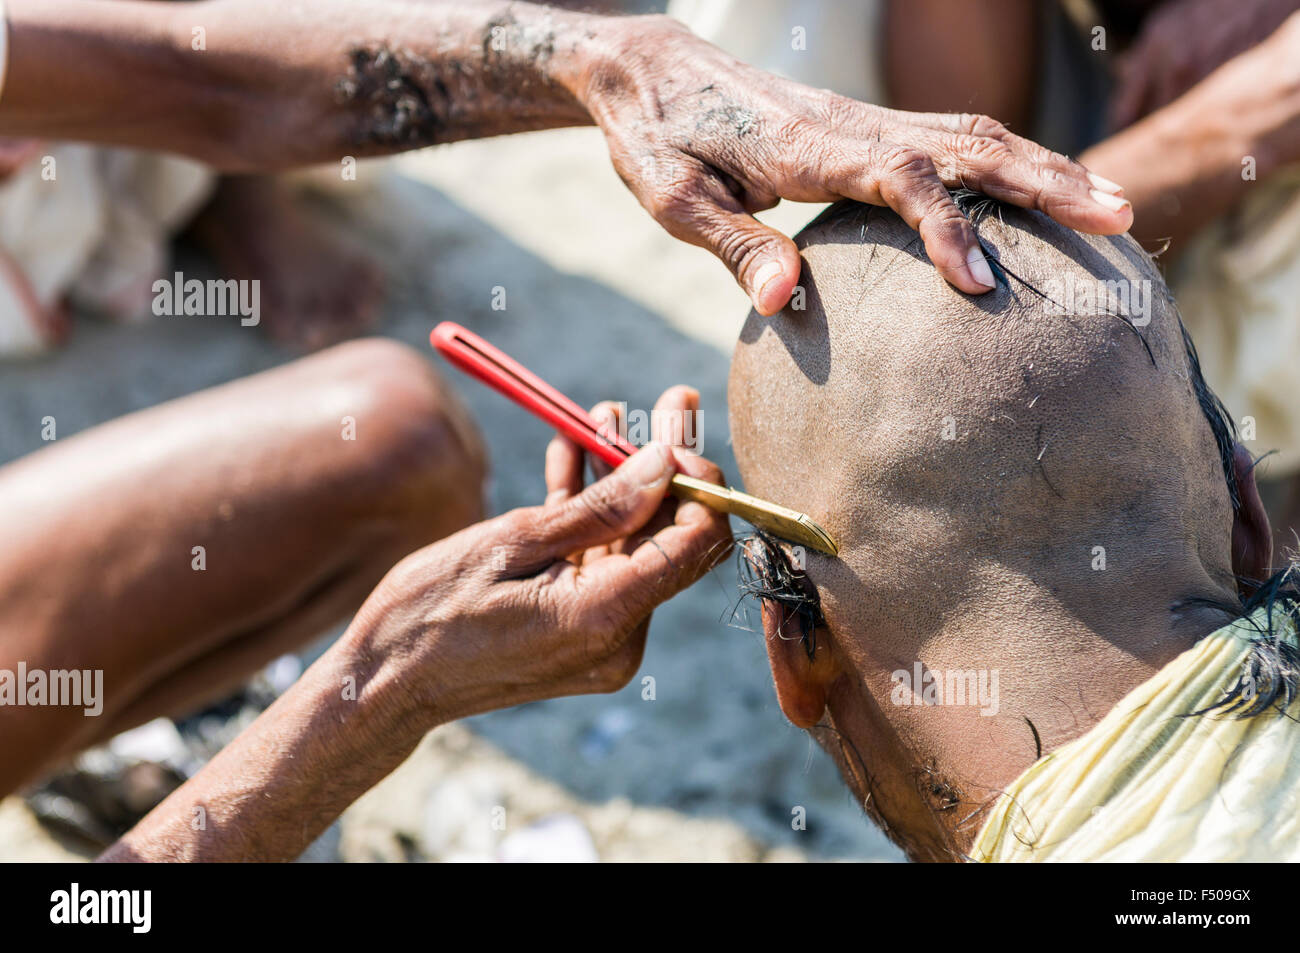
[1087, 172, 1124, 194]
[965, 247, 996, 290]
[1090, 189, 1131, 212]
[625, 442, 670, 489]
[750, 260, 783, 306]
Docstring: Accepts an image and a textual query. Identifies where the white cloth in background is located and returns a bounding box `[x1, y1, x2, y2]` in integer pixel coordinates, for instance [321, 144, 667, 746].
[0, 0, 216, 355]
[1171, 171, 1300, 477]
[0, 145, 215, 355]
[668, 0, 885, 104]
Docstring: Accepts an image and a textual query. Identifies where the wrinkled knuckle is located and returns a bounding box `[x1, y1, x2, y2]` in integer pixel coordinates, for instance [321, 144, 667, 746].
[815, 93, 850, 120]
[494, 508, 537, 547]
[966, 113, 1009, 139]
[918, 201, 972, 264]
[1038, 164, 1074, 195]
[861, 102, 893, 141]
[489, 509, 541, 562]
[646, 173, 703, 223]
[1053, 151, 1087, 175]
[958, 135, 1012, 168]
[883, 146, 938, 181]
[922, 192, 968, 231]
[776, 113, 829, 147]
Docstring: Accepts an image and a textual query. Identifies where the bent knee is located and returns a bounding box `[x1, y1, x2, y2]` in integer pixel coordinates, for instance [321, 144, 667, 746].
[312, 338, 488, 538]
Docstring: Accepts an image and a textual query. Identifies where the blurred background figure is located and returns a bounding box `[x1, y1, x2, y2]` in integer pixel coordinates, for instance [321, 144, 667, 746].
[674, 0, 1300, 560]
[0, 146, 384, 355]
[0, 0, 383, 358]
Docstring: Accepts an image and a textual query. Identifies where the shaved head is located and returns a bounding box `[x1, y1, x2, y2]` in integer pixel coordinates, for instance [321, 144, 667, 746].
[727, 197, 1265, 859]
[732, 196, 1236, 640]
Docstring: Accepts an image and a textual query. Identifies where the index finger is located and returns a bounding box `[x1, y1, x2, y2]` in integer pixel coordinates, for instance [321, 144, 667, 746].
[577, 488, 733, 625]
[822, 104, 1133, 236]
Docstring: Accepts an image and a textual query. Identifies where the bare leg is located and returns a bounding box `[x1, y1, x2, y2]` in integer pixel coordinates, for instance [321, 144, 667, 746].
[0, 338, 486, 795]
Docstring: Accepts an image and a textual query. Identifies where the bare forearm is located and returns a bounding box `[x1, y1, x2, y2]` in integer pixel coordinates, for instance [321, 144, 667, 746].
[1081, 25, 1300, 251]
[98, 622, 435, 862]
[0, 0, 598, 171]
[96, 434, 726, 862]
[1080, 108, 1250, 249]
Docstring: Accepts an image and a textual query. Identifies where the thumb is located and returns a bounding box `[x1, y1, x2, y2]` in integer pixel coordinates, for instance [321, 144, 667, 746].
[678, 202, 802, 316]
[534, 443, 674, 559]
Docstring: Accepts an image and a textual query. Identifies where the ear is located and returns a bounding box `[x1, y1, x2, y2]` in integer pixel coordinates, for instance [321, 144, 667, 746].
[1231, 442, 1272, 586]
[760, 598, 841, 729]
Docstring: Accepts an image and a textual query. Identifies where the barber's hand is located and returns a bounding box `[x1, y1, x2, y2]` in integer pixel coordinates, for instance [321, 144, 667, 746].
[1110, 0, 1300, 130]
[578, 15, 1133, 313]
[350, 386, 731, 725]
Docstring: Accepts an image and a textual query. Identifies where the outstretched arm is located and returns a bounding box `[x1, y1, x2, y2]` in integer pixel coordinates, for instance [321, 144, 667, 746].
[101, 402, 730, 862]
[0, 1, 1133, 320]
[0, 0, 595, 169]
[1081, 6, 1300, 250]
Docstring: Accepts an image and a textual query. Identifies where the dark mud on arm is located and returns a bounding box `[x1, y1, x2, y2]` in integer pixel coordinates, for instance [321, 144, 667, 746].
[335, 10, 590, 150]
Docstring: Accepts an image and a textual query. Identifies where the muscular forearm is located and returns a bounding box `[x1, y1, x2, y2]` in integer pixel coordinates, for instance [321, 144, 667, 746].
[0, 0, 599, 171]
[98, 620, 436, 862]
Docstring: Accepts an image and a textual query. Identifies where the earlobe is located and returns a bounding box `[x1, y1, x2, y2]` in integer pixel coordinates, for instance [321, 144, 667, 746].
[1230, 443, 1273, 588]
[760, 598, 839, 729]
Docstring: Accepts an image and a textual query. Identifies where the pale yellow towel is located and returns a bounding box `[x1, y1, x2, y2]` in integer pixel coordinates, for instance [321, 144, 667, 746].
[973, 605, 1300, 861]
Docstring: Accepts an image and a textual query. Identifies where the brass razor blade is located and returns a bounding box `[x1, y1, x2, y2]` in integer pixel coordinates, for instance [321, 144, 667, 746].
[669, 474, 839, 557]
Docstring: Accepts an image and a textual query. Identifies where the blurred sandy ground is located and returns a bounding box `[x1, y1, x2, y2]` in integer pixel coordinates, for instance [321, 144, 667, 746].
[0, 127, 903, 861]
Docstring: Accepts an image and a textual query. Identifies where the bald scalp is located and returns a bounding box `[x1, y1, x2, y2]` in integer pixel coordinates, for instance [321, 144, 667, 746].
[728, 199, 1237, 635]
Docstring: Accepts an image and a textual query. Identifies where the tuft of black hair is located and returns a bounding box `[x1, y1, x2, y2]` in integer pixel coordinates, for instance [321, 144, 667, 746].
[737, 530, 825, 659]
[1179, 321, 1241, 510]
[1184, 565, 1300, 718]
